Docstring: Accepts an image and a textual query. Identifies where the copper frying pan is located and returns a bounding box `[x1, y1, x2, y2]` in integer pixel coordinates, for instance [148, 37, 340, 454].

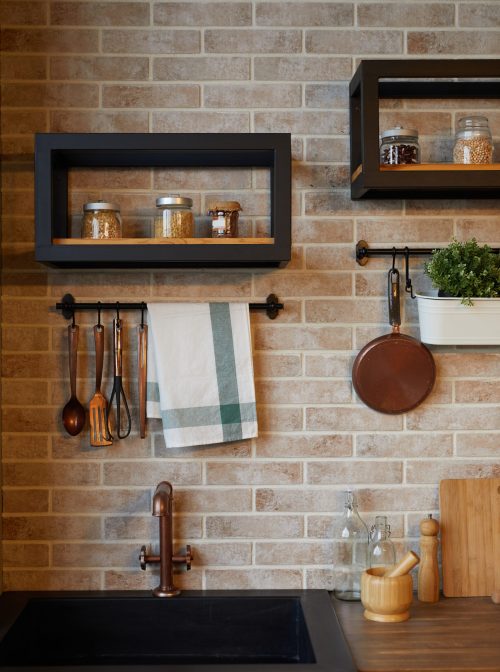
[352, 269, 436, 414]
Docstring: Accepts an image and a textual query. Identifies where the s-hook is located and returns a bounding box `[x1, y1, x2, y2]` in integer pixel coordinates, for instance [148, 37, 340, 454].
[404, 247, 416, 299]
[391, 246, 397, 272]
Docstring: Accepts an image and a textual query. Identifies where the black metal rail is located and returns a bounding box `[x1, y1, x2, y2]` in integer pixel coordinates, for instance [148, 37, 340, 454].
[356, 240, 500, 266]
[56, 293, 284, 320]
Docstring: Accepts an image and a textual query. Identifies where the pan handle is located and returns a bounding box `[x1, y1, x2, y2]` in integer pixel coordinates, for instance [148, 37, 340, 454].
[388, 268, 401, 329]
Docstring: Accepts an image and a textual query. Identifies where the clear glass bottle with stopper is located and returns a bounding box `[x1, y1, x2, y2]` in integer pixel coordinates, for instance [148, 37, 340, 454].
[369, 515, 396, 570]
[333, 490, 369, 601]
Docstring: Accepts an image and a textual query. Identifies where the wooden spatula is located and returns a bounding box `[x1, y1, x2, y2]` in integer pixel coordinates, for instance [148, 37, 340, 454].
[89, 324, 112, 447]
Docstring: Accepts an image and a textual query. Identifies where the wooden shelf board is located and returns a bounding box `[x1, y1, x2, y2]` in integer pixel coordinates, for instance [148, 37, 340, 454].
[380, 163, 500, 171]
[53, 237, 274, 246]
[352, 162, 500, 183]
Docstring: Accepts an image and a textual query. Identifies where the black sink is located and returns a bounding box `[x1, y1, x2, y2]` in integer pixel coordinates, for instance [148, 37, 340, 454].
[0, 590, 355, 671]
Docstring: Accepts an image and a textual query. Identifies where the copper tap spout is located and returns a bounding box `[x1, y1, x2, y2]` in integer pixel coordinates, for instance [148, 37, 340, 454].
[139, 481, 192, 597]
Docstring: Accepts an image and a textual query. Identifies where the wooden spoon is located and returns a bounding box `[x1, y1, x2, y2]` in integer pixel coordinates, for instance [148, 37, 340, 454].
[62, 323, 85, 436]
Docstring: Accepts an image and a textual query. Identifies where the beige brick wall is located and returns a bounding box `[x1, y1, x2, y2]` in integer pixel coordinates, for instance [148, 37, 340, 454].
[1, 1, 500, 591]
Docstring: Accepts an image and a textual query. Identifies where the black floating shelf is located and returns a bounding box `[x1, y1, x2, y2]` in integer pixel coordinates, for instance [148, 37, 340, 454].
[350, 59, 500, 199]
[35, 132, 291, 268]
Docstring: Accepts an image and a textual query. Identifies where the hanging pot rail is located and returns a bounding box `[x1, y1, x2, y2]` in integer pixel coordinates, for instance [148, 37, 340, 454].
[56, 293, 284, 320]
[356, 239, 500, 266]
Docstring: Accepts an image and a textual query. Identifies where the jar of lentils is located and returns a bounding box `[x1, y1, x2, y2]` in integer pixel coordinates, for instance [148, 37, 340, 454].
[207, 201, 241, 238]
[154, 195, 194, 238]
[380, 127, 420, 165]
[453, 116, 493, 164]
[82, 201, 122, 239]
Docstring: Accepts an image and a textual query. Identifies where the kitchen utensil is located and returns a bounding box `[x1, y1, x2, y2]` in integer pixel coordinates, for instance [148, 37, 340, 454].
[384, 550, 420, 578]
[418, 514, 440, 603]
[440, 477, 500, 597]
[138, 312, 147, 440]
[62, 322, 85, 436]
[89, 321, 112, 447]
[106, 316, 131, 439]
[352, 267, 436, 414]
[361, 567, 414, 623]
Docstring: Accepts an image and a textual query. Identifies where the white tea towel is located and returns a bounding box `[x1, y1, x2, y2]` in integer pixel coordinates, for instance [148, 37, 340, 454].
[146, 302, 258, 448]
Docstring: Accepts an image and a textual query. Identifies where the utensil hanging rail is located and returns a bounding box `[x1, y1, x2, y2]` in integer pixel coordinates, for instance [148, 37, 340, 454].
[356, 239, 500, 265]
[56, 293, 284, 320]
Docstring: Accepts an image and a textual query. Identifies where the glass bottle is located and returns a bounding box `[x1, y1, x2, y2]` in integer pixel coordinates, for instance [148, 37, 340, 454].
[453, 116, 493, 164]
[380, 127, 420, 165]
[369, 515, 396, 570]
[333, 490, 369, 601]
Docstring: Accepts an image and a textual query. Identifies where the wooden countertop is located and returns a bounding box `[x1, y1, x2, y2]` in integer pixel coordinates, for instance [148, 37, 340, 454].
[334, 596, 500, 672]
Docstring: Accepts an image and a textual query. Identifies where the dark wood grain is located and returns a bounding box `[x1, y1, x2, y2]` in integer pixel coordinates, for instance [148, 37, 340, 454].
[334, 596, 500, 672]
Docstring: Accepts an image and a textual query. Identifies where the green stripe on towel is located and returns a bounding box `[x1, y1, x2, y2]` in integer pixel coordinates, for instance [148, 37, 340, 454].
[210, 303, 242, 442]
[147, 382, 160, 402]
[162, 402, 256, 430]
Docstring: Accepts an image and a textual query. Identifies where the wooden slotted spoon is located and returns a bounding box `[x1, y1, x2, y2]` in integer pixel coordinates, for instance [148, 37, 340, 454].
[89, 323, 112, 447]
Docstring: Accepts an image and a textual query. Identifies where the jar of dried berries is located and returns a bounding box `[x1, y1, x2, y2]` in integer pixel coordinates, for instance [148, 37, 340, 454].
[380, 127, 420, 165]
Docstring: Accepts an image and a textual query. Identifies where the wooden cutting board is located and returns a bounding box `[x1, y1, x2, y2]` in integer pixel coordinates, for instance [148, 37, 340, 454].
[440, 477, 500, 597]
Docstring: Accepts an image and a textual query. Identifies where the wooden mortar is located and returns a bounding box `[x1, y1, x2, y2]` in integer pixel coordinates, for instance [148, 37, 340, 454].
[361, 567, 414, 623]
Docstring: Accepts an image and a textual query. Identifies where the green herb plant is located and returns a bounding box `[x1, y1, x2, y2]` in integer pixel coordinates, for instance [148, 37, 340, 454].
[424, 238, 500, 306]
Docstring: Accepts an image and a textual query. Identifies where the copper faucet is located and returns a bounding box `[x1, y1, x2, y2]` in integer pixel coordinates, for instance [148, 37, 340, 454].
[139, 481, 192, 597]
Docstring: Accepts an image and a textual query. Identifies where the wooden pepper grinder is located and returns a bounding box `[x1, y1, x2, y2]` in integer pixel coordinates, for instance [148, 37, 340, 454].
[418, 514, 440, 603]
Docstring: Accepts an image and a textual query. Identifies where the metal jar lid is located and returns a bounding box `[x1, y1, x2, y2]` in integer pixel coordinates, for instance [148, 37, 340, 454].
[381, 127, 418, 139]
[156, 195, 193, 208]
[83, 201, 120, 212]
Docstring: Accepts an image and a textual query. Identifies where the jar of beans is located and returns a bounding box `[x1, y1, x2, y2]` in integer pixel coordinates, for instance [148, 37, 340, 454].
[380, 127, 420, 165]
[207, 201, 241, 238]
[154, 195, 194, 238]
[82, 201, 122, 239]
[453, 116, 493, 164]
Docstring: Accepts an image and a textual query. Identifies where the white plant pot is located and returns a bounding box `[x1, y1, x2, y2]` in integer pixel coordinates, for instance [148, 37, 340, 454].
[416, 293, 500, 345]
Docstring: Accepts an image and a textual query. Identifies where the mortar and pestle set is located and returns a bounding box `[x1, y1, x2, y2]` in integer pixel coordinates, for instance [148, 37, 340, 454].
[361, 515, 440, 622]
[361, 550, 420, 622]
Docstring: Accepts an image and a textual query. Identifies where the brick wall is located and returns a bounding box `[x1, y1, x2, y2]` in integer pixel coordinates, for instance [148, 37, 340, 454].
[1, 1, 499, 591]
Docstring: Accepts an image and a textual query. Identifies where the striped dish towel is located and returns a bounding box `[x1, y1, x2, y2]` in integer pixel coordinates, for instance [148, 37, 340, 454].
[146, 302, 258, 448]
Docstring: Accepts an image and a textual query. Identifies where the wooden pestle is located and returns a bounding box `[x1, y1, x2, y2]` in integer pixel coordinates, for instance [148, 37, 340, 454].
[384, 550, 420, 578]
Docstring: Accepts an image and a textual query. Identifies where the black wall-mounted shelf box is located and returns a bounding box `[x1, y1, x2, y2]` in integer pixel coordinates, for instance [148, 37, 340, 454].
[350, 59, 500, 199]
[35, 132, 291, 268]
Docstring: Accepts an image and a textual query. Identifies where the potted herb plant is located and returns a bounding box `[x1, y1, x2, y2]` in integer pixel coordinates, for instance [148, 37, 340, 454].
[416, 238, 500, 345]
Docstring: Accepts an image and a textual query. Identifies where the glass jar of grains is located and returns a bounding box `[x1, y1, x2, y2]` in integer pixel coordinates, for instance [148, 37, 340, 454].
[380, 127, 420, 165]
[82, 201, 122, 239]
[207, 201, 241, 238]
[154, 195, 194, 238]
[453, 116, 493, 164]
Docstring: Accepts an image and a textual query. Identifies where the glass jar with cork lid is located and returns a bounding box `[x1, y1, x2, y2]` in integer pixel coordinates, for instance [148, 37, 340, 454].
[453, 116, 493, 164]
[154, 195, 194, 238]
[82, 201, 122, 239]
[207, 201, 242, 238]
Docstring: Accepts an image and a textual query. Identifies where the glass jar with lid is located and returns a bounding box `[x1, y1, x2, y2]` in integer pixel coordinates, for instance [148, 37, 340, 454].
[82, 201, 122, 239]
[154, 195, 194, 238]
[380, 127, 420, 165]
[453, 116, 493, 164]
[207, 201, 241, 238]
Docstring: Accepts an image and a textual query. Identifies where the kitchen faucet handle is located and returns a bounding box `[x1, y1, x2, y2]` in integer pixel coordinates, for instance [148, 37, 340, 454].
[139, 545, 148, 570]
[173, 544, 193, 571]
[185, 544, 192, 571]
